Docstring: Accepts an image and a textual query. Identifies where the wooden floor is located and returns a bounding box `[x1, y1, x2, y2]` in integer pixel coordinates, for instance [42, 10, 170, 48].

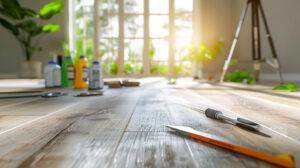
[0, 78, 300, 168]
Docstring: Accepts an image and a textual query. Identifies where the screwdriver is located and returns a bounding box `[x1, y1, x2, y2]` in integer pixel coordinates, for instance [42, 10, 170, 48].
[205, 108, 260, 132]
[178, 102, 260, 132]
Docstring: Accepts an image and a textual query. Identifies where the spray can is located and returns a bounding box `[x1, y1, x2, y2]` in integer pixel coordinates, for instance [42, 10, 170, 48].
[61, 56, 74, 87]
[74, 55, 88, 89]
[44, 61, 61, 88]
[88, 61, 104, 90]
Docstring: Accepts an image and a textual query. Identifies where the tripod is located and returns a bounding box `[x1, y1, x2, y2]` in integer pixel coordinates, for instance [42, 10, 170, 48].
[220, 0, 284, 84]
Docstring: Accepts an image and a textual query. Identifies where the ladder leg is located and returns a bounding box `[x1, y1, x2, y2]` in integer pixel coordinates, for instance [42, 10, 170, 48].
[258, 0, 284, 84]
[252, 0, 261, 82]
[220, 0, 251, 82]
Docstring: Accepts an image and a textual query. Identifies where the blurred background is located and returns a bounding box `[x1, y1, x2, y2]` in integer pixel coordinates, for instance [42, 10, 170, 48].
[0, 0, 299, 82]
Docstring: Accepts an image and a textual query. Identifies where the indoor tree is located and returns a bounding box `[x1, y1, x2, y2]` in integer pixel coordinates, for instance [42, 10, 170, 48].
[0, 0, 64, 61]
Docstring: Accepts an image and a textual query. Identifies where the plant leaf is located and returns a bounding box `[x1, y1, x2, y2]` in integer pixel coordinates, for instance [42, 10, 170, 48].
[0, 0, 24, 20]
[23, 8, 37, 18]
[216, 40, 225, 46]
[61, 41, 71, 56]
[39, 1, 64, 20]
[42, 23, 60, 33]
[0, 17, 18, 35]
[17, 20, 37, 32]
[0, 8, 14, 19]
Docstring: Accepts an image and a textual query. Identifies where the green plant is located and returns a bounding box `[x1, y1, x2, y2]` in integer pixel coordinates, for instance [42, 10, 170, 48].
[225, 69, 255, 84]
[61, 41, 71, 57]
[109, 63, 118, 75]
[150, 63, 168, 75]
[0, 0, 64, 61]
[273, 83, 299, 92]
[168, 76, 177, 85]
[183, 40, 225, 62]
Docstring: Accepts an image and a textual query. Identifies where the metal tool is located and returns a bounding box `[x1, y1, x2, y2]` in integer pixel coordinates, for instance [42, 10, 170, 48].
[0, 92, 67, 99]
[205, 108, 259, 132]
[165, 125, 294, 168]
[178, 102, 260, 132]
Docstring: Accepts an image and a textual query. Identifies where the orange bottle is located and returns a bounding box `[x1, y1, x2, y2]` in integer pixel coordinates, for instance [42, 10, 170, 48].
[74, 55, 88, 88]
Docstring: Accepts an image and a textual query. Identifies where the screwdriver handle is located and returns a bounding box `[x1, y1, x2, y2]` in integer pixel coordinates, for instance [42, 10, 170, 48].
[205, 108, 223, 119]
[205, 108, 260, 132]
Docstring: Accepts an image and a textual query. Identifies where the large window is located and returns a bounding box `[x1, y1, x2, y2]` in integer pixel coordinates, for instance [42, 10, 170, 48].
[70, 0, 200, 76]
[73, 0, 94, 63]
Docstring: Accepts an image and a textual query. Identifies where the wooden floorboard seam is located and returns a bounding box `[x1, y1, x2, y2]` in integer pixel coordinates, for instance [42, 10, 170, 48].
[106, 87, 146, 168]
[18, 121, 76, 168]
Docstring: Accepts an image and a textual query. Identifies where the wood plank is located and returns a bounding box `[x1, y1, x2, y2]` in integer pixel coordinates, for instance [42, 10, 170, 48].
[167, 80, 300, 166]
[111, 132, 251, 168]
[0, 78, 299, 167]
[0, 87, 143, 168]
[124, 82, 280, 167]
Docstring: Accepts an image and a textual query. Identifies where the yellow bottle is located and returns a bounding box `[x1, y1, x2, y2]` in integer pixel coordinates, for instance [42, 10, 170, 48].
[74, 55, 88, 88]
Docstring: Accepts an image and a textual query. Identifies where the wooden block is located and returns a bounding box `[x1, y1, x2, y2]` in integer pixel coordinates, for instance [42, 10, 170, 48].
[107, 80, 123, 88]
[122, 80, 140, 87]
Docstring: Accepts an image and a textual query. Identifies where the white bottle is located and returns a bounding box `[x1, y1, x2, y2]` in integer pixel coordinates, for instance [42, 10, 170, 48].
[44, 61, 61, 88]
[88, 61, 103, 90]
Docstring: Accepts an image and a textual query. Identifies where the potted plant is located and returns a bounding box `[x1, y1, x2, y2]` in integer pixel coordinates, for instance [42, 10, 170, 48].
[0, 0, 64, 78]
[183, 40, 225, 79]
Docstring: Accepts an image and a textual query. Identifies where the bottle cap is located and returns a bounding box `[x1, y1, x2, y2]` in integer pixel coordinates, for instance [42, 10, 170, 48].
[93, 61, 99, 64]
[65, 56, 71, 59]
[48, 61, 57, 64]
[79, 55, 85, 59]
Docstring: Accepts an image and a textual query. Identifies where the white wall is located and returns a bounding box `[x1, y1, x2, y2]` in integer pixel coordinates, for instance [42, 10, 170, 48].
[235, 0, 300, 76]
[201, 0, 237, 75]
[0, 0, 67, 78]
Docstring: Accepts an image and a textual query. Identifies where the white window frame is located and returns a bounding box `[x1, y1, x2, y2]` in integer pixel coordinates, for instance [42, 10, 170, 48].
[68, 0, 202, 76]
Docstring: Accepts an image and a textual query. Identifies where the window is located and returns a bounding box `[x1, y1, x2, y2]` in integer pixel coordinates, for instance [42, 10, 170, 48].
[124, 0, 144, 74]
[73, 0, 94, 63]
[149, 0, 169, 75]
[174, 0, 193, 75]
[70, 0, 200, 76]
[99, 0, 119, 74]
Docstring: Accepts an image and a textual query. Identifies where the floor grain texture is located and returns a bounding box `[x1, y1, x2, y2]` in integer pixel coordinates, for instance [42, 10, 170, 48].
[0, 78, 299, 168]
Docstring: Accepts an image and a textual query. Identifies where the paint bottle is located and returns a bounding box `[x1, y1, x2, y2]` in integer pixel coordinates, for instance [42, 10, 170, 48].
[74, 55, 88, 89]
[44, 61, 61, 88]
[61, 56, 74, 87]
[88, 61, 104, 90]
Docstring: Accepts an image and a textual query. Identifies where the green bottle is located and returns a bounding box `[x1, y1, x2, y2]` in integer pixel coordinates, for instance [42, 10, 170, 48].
[61, 56, 74, 87]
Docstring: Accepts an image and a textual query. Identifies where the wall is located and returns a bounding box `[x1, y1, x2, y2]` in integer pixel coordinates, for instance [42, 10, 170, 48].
[201, 0, 237, 75]
[0, 0, 67, 78]
[235, 0, 300, 81]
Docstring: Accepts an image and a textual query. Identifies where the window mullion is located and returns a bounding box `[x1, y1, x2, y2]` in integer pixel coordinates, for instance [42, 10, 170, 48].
[94, 0, 100, 60]
[68, 0, 75, 53]
[169, 0, 175, 76]
[118, 0, 125, 74]
[143, 0, 150, 75]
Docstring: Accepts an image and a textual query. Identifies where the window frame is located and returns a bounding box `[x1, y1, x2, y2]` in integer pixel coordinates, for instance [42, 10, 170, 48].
[68, 0, 202, 77]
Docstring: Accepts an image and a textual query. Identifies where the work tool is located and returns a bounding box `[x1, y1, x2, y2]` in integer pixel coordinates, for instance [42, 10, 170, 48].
[220, 0, 284, 84]
[0, 92, 67, 99]
[178, 102, 260, 132]
[165, 125, 294, 168]
[205, 108, 259, 132]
